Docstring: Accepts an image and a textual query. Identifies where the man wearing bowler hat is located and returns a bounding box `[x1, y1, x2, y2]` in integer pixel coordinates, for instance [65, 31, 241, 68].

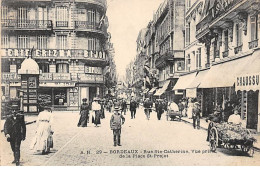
[4, 105, 26, 166]
[110, 102, 125, 146]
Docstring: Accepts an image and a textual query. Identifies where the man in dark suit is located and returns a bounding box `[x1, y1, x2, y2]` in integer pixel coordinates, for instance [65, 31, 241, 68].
[4, 105, 26, 166]
[110, 102, 125, 146]
[130, 98, 137, 119]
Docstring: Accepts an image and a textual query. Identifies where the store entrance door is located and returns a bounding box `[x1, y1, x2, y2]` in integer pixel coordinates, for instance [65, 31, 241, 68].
[247, 91, 258, 130]
[80, 87, 89, 104]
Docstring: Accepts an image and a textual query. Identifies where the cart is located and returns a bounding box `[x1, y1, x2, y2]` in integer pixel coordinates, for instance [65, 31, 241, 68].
[209, 122, 256, 157]
[166, 110, 182, 121]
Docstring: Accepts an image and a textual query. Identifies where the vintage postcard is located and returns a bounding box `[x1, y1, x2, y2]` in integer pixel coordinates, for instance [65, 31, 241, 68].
[0, 0, 260, 166]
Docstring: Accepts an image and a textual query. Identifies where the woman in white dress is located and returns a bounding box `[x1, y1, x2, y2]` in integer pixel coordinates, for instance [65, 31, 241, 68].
[187, 98, 194, 119]
[30, 107, 53, 154]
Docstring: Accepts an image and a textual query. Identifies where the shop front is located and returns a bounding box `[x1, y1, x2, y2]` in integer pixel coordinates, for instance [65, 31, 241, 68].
[199, 50, 259, 130]
[235, 49, 260, 132]
[39, 82, 78, 110]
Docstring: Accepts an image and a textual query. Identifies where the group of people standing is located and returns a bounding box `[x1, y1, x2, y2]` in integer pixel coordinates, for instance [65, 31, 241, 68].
[78, 97, 105, 128]
[4, 105, 54, 166]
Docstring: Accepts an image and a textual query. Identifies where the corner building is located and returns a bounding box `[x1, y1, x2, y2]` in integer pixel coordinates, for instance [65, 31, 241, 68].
[1, 0, 109, 111]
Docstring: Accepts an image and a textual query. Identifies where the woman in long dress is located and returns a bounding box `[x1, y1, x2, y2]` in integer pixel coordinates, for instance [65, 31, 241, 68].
[78, 98, 89, 127]
[187, 98, 194, 119]
[30, 107, 53, 154]
[92, 97, 101, 127]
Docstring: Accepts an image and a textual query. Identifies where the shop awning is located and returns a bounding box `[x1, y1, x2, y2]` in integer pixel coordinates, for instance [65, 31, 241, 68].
[173, 72, 197, 90]
[154, 80, 171, 96]
[187, 69, 209, 89]
[148, 87, 157, 95]
[235, 50, 260, 91]
[200, 55, 252, 88]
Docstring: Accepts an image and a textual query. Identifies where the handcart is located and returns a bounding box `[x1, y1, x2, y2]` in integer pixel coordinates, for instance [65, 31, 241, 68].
[209, 122, 256, 157]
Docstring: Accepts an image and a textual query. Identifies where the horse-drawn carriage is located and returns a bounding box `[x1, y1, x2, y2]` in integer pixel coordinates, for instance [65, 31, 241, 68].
[209, 122, 256, 156]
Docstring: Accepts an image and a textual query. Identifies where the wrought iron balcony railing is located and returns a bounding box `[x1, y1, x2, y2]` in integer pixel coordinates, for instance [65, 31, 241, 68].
[75, 21, 107, 32]
[248, 39, 258, 49]
[56, 21, 68, 27]
[234, 44, 243, 54]
[222, 50, 229, 58]
[1, 19, 52, 29]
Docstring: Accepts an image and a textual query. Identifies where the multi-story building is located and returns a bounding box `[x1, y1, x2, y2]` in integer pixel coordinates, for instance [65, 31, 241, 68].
[173, 0, 206, 106]
[152, 0, 185, 102]
[174, 0, 260, 131]
[195, 0, 260, 131]
[1, 0, 110, 111]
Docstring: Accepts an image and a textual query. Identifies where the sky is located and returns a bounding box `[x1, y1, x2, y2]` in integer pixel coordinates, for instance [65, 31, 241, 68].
[106, 0, 164, 80]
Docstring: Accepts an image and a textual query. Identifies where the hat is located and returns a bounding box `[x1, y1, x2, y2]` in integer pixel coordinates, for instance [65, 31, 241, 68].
[194, 102, 200, 106]
[93, 97, 100, 101]
[114, 102, 120, 110]
[11, 105, 19, 110]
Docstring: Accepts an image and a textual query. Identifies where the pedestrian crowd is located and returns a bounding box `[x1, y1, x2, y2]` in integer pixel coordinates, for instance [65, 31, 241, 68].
[3, 94, 243, 166]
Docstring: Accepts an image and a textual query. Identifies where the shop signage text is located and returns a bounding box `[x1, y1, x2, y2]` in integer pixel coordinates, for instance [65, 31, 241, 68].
[40, 82, 76, 87]
[236, 74, 259, 88]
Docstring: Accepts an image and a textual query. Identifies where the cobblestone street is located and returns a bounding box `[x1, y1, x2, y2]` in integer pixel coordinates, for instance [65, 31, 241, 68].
[1, 108, 260, 166]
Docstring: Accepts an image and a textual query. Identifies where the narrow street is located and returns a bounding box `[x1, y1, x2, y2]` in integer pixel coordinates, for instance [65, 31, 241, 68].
[1, 108, 259, 166]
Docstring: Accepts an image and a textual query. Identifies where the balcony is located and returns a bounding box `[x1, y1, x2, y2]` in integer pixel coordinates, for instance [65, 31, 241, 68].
[1, 19, 52, 30]
[234, 45, 243, 54]
[53, 73, 71, 81]
[155, 50, 184, 69]
[75, 0, 107, 9]
[214, 50, 220, 58]
[39, 73, 104, 83]
[1, 72, 21, 81]
[56, 21, 68, 27]
[248, 39, 258, 49]
[1, 48, 107, 61]
[75, 21, 106, 34]
[222, 50, 229, 58]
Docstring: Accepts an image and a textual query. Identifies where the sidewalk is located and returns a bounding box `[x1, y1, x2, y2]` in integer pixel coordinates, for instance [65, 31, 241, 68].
[181, 116, 260, 151]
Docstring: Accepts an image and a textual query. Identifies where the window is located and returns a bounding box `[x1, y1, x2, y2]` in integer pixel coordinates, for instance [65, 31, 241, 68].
[39, 63, 49, 73]
[236, 23, 243, 46]
[37, 36, 48, 49]
[224, 30, 229, 52]
[18, 35, 29, 48]
[86, 37, 101, 51]
[56, 63, 69, 73]
[196, 48, 201, 68]
[185, 23, 190, 46]
[186, 0, 191, 11]
[17, 7, 28, 28]
[186, 54, 190, 71]
[250, 15, 258, 41]
[1, 6, 8, 19]
[1, 35, 9, 48]
[57, 35, 67, 49]
[87, 9, 96, 23]
[56, 6, 68, 27]
[213, 39, 219, 58]
[84, 66, 102, 74]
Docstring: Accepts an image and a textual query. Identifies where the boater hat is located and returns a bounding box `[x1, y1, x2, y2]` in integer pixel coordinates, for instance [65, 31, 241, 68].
[114, 102, 120, 110]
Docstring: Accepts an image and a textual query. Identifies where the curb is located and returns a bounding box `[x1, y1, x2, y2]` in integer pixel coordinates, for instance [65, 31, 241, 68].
[180, 118, 208, 131]
[1, 120, 36, 133]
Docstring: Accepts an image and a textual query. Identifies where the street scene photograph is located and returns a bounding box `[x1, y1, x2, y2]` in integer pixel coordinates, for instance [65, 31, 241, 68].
[1, 0, 260, 166]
